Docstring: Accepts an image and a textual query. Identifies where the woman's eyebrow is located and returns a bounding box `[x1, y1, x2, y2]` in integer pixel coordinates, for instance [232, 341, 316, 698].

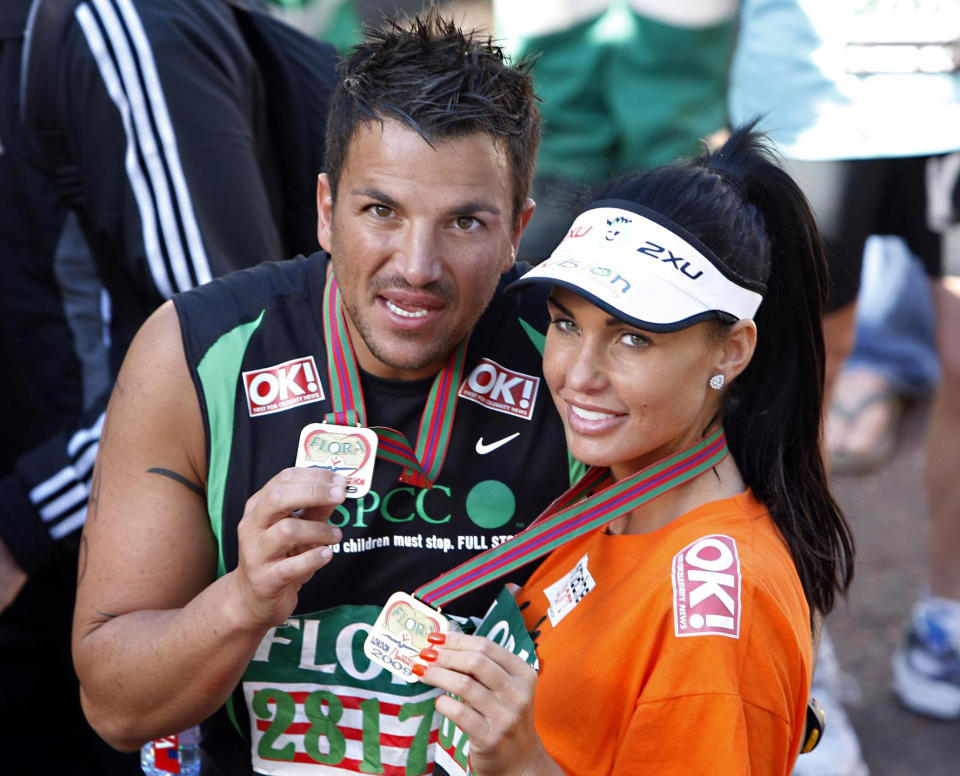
[548, 294, 635, 328]
[546, 295, 574, 317]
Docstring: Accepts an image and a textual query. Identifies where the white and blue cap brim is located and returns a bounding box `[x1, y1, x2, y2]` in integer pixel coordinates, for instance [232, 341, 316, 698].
[507, 200, 765, 332]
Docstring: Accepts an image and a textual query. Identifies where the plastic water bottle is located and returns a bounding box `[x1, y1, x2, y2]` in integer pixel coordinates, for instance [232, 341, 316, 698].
[140, 725, 201, 775]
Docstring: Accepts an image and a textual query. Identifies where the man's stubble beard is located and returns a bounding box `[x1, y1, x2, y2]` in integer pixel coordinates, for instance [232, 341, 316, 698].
[339, 292, 467, 375]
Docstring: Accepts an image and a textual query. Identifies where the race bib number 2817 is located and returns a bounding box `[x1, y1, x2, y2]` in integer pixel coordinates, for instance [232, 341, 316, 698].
[243, 605, 442, 775]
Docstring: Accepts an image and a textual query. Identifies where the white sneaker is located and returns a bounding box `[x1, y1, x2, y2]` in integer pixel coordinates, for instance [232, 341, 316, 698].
[892, 596, 960, 720]
[793, 630, 869, 776]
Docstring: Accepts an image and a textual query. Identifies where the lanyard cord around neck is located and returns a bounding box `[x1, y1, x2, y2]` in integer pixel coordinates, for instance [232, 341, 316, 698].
[321, 268, 468, 488]
[414, 429, 729, 609]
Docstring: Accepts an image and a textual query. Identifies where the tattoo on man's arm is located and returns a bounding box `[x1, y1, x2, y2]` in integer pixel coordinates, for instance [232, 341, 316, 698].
[87, 384, 119, 524]
[78, 536, 89, 585]
[87, 466, 103, 523]
[147, 468, 205, 498]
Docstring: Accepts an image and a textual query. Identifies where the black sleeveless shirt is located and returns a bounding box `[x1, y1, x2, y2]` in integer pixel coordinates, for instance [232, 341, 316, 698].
[174, 253, 574, 775]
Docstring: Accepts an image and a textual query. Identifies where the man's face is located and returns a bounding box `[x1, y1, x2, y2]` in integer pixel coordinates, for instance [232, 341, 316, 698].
[318, 119, 533, 380]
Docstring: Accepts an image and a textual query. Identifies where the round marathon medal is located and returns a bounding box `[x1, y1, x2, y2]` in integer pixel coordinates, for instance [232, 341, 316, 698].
[294, 422, 378, 498]
[363, 592, 449, 683]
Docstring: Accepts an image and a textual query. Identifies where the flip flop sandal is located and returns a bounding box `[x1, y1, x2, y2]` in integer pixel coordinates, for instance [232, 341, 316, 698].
[828, 388, 905, 475]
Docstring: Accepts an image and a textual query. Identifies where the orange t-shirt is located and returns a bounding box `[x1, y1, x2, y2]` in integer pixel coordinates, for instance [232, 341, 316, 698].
[517, 490, 811, 776]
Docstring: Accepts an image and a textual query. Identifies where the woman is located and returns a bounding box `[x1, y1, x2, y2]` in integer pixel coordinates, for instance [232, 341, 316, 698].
[413, 127, 855, 774]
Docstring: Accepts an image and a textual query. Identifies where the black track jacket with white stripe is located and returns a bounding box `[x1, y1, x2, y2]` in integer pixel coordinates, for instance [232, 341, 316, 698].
[0, 0, 337, 573]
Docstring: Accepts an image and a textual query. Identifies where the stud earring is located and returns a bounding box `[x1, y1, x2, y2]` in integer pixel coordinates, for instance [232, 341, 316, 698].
[709, 374, 725, 391]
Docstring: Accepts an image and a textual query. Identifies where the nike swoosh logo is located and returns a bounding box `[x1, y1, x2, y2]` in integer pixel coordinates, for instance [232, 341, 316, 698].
[475, 432, 520, 455]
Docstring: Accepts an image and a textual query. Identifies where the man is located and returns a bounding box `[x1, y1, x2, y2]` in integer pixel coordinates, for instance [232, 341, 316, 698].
[0, 1, 336, 773]
[73, 13, 573, 775]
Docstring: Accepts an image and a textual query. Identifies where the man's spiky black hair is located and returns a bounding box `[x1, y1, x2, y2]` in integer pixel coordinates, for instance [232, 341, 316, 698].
[324, 9, 541, 217]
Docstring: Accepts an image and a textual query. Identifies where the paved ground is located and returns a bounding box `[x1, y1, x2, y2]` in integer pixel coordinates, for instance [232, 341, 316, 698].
[826, 400, 958, 774]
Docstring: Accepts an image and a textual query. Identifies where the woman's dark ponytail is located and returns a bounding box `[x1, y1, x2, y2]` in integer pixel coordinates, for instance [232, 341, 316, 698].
[709, 127, 855, 617]
[592, 124, 854, 617]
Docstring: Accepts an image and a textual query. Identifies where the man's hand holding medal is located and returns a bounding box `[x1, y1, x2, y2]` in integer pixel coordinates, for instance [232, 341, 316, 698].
[230, 468, 346, 629]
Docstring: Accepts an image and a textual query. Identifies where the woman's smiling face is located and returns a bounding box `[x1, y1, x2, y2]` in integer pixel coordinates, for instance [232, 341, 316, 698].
[543, 288, 728, 480]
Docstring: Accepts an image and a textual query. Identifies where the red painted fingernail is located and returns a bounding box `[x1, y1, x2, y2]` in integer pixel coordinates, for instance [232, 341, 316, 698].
[427, 632, 446, 645]
[412, 663, 426, 677]
[419, 648, 438, 661]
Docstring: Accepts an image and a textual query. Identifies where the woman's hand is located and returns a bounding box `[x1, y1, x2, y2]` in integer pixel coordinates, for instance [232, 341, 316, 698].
[413, 631, 564, 776]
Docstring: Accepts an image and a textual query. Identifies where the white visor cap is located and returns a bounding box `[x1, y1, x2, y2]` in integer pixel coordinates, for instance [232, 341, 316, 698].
[508, 202, 764, 331]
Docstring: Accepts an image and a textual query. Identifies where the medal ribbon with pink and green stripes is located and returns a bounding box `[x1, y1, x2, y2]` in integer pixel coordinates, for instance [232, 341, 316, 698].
[321, 269, 467, 488]
[415, 428, 729, 609]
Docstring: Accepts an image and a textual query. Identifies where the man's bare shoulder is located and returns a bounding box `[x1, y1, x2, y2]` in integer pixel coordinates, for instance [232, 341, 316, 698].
[106, 300, 206, 486]
[133, 299, 185, 360]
